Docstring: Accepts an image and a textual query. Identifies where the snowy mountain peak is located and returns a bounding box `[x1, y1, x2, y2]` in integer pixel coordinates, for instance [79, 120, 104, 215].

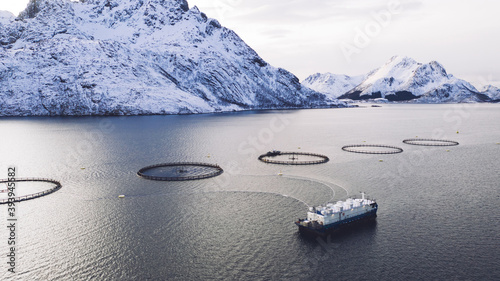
[339, 56, 485, 102]
[428, 61, 448, 76]
[387, 55, 419, 67]
[0, 0, 334, 116]
[82, 0, 189, 11]
[79, 0, 189, 31]
[482, 85, 497, 92]
[0, 10, 15, 24]
[305, 56, 488, 103]
[303, 73, 365, 99]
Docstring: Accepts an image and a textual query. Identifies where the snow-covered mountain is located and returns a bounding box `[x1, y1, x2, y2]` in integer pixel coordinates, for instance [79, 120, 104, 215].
[0, 0, 335, 116]
[302, 73, 365, 99]
[481, 85, 500, 102]
[0, 11, 14, 24]
[341, 56, 488, 102]
[307, 56, 490, 103]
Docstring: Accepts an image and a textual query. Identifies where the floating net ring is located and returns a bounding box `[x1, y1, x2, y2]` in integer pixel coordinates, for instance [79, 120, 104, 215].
[341, 144, 404, 154]
[137, 162, 224, 181]
[403, 138, 459, 146]
[258, 151, 329, 165]
[0, 178, 62, 204]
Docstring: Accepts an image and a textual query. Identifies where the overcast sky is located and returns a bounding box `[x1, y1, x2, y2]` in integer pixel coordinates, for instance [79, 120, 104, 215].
[2, 0, 499, 88]
[188, 0, 500, 88]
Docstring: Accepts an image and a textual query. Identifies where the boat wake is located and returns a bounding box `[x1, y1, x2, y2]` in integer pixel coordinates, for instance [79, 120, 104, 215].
[111, 173, 349, 210]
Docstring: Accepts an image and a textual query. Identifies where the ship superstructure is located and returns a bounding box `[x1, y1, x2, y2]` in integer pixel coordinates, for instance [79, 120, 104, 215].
[296, 193, 377, 235]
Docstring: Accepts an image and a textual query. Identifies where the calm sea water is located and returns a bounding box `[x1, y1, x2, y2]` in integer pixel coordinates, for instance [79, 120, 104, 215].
[1, 104, 499, 280]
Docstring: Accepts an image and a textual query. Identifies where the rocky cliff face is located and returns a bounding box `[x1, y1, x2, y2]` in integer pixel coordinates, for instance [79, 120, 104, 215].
[0, 0, 334, 116]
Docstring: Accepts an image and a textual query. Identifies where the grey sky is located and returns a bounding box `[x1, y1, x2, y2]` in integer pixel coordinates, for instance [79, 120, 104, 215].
[188, 0, 500, 88]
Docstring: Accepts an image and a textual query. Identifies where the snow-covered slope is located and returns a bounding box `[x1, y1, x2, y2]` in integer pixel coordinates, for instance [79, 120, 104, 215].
[0, 0, 334, 116]
[336, 56, 487, 103]
[481, 85, 500, 102]
[0, 11, 15, 24]
[302, 73, 365, 99]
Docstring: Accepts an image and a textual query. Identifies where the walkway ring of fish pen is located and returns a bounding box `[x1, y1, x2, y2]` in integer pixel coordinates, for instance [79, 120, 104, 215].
[402, 138, 459, 146]
[258, 152, 329, 165]
[0, 178, 62, 204]
[341, 144, 404, 154]
[137, 162, 224, 181]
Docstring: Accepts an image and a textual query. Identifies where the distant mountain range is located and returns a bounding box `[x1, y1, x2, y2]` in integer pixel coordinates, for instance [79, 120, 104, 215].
[480, 85, 500, 102]
[0, 0, 336, 116]
[304, 56, 498, 103]
[302, 73, 365, 100]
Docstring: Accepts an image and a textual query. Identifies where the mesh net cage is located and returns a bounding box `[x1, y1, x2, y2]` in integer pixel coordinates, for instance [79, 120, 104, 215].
[258, 151, 329, 165]
[0, 178, 62, 204]
[137, 162, 224, 181]
[341, 144, 404, 154]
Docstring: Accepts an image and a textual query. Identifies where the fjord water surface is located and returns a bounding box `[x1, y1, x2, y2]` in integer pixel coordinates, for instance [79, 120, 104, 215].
[1, 104, 499, 280]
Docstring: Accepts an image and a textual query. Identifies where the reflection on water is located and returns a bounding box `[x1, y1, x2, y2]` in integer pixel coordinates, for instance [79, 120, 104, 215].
[1, 105, 500, 280]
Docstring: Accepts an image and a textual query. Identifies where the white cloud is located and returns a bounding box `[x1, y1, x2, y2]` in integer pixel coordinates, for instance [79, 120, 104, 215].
[0, 0, 30, 16]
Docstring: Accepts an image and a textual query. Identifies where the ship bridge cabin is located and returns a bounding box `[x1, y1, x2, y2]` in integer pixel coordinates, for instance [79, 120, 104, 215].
[306, 197, 376, 225]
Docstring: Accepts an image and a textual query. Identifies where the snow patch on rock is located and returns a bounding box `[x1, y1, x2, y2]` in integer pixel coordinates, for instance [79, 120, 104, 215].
[303, 73, 365, 99]
[0, 0, 336, 116]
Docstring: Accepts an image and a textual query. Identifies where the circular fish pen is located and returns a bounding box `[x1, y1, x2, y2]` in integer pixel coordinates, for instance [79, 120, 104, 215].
[137, 162, 224, 181]
[0, 178, 62, 204]
[341, 144, 404, 154]
[258, 151, 329, 165]
[403, 138, 459, 146]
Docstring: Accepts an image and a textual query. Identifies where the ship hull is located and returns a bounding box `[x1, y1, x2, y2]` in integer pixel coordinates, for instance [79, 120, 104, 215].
[296, 209, 377, 237]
